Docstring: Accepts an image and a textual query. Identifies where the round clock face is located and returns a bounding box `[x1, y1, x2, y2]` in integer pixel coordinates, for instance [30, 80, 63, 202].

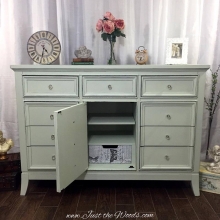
[135, 52, 148, 64]
[27, 31, 61, 65]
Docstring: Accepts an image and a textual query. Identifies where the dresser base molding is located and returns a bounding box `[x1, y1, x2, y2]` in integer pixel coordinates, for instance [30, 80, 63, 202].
[11, 65, 209, 197]
[21, 170, 200, 196]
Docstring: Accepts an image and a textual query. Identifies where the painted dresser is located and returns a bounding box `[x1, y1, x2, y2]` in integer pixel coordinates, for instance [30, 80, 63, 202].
[11, 65, 209, 196]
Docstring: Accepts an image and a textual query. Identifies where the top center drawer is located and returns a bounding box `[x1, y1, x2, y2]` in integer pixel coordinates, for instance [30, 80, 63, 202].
[83, 76, 137, 97]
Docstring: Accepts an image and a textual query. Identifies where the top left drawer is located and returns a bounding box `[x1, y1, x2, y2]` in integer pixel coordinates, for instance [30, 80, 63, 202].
[23, 76, 78, 97]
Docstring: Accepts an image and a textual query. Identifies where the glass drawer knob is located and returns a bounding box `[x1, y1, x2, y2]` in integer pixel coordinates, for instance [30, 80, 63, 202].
[108, 85, 112, 90]
[52, 155, 56, 161]
[50, 115, 54, 120]
[165, 155, 170, 161]
[166, 135, 170, 140]
[48, 85, 53, 90]
[166, 115, 171, 119]
[51, 135, 55, 140]
[167, 85, 172, 90]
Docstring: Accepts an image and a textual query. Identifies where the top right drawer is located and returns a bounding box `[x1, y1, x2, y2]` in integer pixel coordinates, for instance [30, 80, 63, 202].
[141, 76, 197, 97]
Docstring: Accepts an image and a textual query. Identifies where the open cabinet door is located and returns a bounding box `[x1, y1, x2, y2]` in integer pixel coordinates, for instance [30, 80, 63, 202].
[54, 103, 88, 192]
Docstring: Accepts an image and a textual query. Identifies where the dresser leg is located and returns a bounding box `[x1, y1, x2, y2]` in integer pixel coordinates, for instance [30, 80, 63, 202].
[191, 174, 200, 196]
[20, 172, 29, 196]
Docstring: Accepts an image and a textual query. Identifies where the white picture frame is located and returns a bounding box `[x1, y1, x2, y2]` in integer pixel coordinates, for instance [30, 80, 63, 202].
[165, 38, 188, 64]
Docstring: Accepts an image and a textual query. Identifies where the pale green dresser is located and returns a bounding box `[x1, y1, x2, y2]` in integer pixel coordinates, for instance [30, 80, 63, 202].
[11, 65, 209, 196]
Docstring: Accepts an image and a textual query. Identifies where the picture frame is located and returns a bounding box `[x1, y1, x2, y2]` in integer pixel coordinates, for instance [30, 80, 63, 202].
[165, 38, 188, 64]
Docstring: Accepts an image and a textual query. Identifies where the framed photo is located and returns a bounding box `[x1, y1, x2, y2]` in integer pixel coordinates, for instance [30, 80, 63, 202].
[165, 38, 188, 64]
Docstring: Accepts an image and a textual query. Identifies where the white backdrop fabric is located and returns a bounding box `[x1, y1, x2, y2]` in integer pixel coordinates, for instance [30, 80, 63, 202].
[0, 0, 220, 159]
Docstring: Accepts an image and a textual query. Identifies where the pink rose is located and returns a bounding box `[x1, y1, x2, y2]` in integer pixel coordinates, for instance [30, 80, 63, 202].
[114, 19, 125, 30]
[103, 12, 115, 20]
[103, 20, 115, 34]
[96, 19, 103, 32]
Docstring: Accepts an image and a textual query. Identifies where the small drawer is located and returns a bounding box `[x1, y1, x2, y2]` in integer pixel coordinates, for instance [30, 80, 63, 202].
[26, 126, 55, 146]
[140, 146, 193, 170]
[28, 146, 56, 169]
[140, 127, 194, 146]
[83, 76, 137, 97]
[141, 102, 196, 126]
[141, 76, 197, 96]
[25, 102, 77, 126]
[23, 76, 78, 97]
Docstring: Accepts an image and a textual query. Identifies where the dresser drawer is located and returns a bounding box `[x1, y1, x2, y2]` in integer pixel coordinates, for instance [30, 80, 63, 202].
[141, 102, 196, 126]
[140, 147, 193, 170]
[141, 127, 194, 146]
[26, 126, 55, 146]
[83, 76, 137, 97]
[141, 76, 197, 96]
[28, 146, 56, 169]
[23, 76, 78, 97]
[25, 102, 77, 126]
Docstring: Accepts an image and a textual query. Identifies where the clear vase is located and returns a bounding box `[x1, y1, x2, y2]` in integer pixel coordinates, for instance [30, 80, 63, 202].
[108, 39, 116, 65]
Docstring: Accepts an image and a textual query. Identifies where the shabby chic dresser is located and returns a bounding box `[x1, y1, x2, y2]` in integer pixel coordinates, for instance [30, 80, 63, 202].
[11, 65, 209, 196]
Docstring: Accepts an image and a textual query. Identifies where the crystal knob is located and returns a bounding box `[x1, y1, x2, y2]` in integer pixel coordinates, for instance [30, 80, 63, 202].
[51, 135, 55, 140]
[52, 155, 56, 161]
[166, 135, 170, 140]
[48, 84, 53, 90]
[165, 155, 170, 161]
[108, 85, 112, 90]
[166, 115, 171, 119]
[50, 115, 54, 120]
[167, 85, 172, 90]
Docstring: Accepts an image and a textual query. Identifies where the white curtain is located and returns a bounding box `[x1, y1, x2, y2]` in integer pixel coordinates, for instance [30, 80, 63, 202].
[0, 0, 220, 158]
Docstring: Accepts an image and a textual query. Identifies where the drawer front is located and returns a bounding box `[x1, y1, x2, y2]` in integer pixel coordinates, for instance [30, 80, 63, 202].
[141, 76, 197, 96]
[140, 147, 193, 170]
[26, 126, 55, 146]
[141, 102, 196, 126]
[28, 146, 56, 169]
[23, 76, 78, 97]
[141, 127, 194, 146]
[25, 102, 77, 126]
[83, 76, 137, 97]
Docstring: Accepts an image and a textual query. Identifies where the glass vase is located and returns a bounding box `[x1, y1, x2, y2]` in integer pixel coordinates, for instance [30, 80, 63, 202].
[108, 39, 116, 65]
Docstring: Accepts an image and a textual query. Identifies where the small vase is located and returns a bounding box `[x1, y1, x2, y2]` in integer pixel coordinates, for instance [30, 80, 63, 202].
[108, 39, 116, 65]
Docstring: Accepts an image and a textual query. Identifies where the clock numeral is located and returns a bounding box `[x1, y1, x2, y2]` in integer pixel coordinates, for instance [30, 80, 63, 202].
[27, 45, 34, 52]
[52, 38, 59, 45]
[29, 51, 37, 58]
[28, 37, 36, 45]
[47, 33, 54, 41]
[34, 55, 41, 63]
[33, 33, 40, 41]
[53, 45, 61, 52]
[40, 31, 47, 38]
[48, 55, 55, 63]
[53, 52, 58, 57]
[41, 57, 48, 64]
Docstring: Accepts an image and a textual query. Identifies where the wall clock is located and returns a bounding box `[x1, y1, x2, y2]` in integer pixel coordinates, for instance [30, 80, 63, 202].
[135, 46, 148, 65]
[27, 31, 61, 65]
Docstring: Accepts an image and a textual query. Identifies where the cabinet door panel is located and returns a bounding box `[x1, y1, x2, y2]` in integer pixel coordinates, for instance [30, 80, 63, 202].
[54, 103, 88, 192]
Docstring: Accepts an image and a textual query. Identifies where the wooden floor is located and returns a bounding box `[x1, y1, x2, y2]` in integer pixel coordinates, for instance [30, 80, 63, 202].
[0, 179, 220, 220]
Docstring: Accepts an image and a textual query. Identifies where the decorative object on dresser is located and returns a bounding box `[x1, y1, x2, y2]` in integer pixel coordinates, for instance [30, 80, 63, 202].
[0, 130, 14, 160]
[96, 12, 126, 65]
[204, 65, 220, 159]
[0, 153, 21, 191]
[73, 46, 93, 65]
[11, 64, 209, 196]
[135, 46, 148, 65]
[27, 30, 61, 65]
[165, 38, 188, 64]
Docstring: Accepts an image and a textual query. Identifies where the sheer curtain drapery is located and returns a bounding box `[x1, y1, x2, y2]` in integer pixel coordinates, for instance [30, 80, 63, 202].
[0, 0, 220, 158]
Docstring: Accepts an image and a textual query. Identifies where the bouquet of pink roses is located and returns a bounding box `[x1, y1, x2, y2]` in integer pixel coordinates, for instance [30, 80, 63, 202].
[96, 12, 126, 42]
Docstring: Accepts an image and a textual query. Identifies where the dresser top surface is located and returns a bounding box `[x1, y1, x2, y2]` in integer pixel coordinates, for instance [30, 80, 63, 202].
[11, 64, 210, 72]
